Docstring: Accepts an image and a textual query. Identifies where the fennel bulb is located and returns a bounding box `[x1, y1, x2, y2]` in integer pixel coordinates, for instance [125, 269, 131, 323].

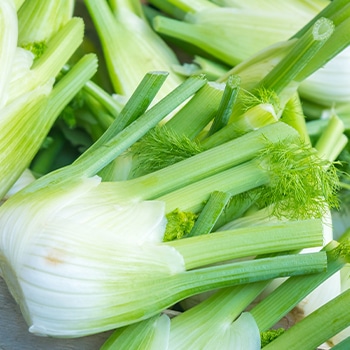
[0, 175, 327, 337]
[0, 176, 184, 337]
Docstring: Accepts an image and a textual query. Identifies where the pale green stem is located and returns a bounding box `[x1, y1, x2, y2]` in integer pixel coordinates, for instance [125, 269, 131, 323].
[146, 0, 186, 20]
[207, 75, 240, 136]
[250, 240, 349, 332]
[83, 0, 123, 93]
[169, 282, 270, 341]
[85, 252, 326, 330]
[78, 71, 169, 159]
[291, 0, 350, 39]
[154, 16, 228, 61]
[108, 0, 143, 18]
[328, 134, 348, 163]
[263, 288, 350, 350]
[31, 18, 84, 84]
[281, 92, 311, 145]
[193, 55, 229, 80]
[296, 11, 350, 81]
[165, 81, 224, 139]
[17, 0, 74, 44]
[170, 252, 327, 303]
[99, 122, 297, 205]
[165, 219, 323, 270]
[187, 191, 231, 237]
[258, 17, 334, 95]
[100, 314, 169, 350]
[314, 114, 346, 161]
[0, 54, 97, 199]
[158, 160, 269, 213]
[201, 103, 278, 149]
[24, 74, 207, 192]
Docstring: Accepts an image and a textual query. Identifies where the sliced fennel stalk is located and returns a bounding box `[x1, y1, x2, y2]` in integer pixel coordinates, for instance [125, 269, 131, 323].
[263, 288, 350, 349]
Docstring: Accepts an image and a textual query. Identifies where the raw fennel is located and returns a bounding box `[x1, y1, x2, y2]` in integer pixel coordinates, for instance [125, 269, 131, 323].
[0, 71, 333, 337]
[0, 0, 349, 345]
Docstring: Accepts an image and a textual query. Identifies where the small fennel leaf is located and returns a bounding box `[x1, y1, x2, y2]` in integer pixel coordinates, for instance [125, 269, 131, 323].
[256, 137, 340, 220]
[240, 86, 280, 114]
[132, 126, 203, 176]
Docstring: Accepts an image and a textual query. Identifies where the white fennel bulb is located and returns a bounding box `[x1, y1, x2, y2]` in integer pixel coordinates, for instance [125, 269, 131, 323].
[0, 176, 185, 337]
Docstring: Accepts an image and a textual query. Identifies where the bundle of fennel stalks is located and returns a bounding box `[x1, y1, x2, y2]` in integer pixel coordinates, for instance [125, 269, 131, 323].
[1, 0, 350, 349]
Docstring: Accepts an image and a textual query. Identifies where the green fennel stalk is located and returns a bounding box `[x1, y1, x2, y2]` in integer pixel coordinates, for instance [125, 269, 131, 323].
[250, 239, 350, 333]
[0, 72, 333, 337]
[263, 288, 350, 349]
